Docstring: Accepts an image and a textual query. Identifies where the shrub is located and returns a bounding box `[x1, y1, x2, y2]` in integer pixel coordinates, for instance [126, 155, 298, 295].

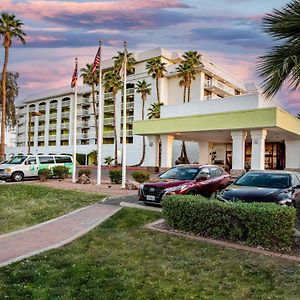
[104, 155, 114, 166]
[76, 153, 86, 165]
[109, 169, 122, 184]
[78, 168, 92, 178]
[162, 196, 296, 249]
[38, 168, 52, 181]
[52, 166, 70, 180]
[132, 170, 150, 183]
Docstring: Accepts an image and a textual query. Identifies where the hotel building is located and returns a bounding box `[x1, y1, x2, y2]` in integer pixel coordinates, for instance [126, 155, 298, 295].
[7, 48, 300, 174]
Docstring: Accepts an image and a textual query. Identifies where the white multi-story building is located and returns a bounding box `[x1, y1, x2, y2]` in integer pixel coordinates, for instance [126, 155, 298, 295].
[8, 47, 300, 172]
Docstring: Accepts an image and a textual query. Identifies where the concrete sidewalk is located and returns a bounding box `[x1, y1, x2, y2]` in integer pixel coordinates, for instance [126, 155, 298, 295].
[0, 203, 121, 268]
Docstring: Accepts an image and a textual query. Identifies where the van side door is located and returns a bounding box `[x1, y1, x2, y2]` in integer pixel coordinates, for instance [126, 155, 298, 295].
[24, 157, 38, 177]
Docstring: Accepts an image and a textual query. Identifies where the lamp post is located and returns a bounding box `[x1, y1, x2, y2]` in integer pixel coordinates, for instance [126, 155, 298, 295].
[28, 111, 43, 155]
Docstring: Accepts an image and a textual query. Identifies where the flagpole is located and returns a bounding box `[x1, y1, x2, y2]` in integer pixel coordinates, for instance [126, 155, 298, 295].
[72, 58, 78, 183]
[121, 41, 127, 189]
[96, 41, 102, 185]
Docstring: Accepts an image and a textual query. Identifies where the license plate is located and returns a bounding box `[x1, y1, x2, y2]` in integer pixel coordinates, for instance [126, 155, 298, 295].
[146, 195, 155, 201]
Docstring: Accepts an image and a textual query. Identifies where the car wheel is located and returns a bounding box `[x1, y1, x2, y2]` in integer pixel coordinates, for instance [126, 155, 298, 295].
[186, 190, 197, 195]
[11, 172, 24, 182]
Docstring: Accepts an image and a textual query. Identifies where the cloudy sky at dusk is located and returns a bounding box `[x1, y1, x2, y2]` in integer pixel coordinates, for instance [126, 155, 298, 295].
[0, 0, 299, 114]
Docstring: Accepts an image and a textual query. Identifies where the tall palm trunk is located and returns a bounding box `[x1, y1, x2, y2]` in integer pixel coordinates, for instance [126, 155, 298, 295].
[0, 44, 9, 160]
[180, 141, 190, 164]
[91, 82, 98, 142]
[113, 93, 118, 167]
[183, 86, 186, 103]
[187, 86, 191, 102]
[156, 78, 160, 103]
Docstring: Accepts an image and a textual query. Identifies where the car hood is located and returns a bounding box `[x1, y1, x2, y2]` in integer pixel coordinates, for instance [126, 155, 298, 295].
[0, 164, 13, 169]
[220, 184, 287, 202]
[143, 179, 191, 189]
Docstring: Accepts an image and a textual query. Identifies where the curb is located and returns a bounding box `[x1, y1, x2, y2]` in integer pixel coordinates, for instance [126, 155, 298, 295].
[146, 219, 300, 264]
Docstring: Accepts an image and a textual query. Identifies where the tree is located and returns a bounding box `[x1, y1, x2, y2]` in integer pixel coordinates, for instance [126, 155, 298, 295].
[146, 57, 167, 103]
[0, 71, 19, 129]
[0, 13, 25, 160]
[80, 63, 99, 140]
[177, 62, 191, 103]
[257, 1, 300, 98]
[147, 102, 163, 119]
[103, 70, 123, 167]
[132, 80, 151, 166]
[113, 51, 136, 75]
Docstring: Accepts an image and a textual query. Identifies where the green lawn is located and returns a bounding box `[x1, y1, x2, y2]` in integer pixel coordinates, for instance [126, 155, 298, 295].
[0, 208, 299, 299]
[0, 185, 105, 234]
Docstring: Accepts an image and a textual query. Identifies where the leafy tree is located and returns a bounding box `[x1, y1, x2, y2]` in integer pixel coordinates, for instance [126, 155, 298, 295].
[257, 1, 300, 98]
[146, 57, 167, 103]
[103, 70, 122, 166]
[0, 71, 19, 129]
[80, 64, 99, 140]
[132, 80, 151, 166]
[147, 102, 163, 119]
[0, 13, 25, 159]
[113, 51, 136, 75]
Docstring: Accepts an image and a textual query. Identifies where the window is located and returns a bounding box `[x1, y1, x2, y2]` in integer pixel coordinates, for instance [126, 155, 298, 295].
[7, 156, 27, 164]
[39, 156, 55, 164]
[209, 167, 222, 178]
[55, 156, 72, 163]
[25, 157, 37, 165]
[199, 168, 210, 175]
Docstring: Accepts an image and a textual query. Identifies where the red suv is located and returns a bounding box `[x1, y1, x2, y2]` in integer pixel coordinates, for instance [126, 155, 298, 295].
[138, 165, 231, 204]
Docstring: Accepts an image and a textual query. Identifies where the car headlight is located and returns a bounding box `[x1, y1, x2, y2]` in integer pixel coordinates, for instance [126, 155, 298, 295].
[4, 168, 11, 173]
[165, 185, 188, 193]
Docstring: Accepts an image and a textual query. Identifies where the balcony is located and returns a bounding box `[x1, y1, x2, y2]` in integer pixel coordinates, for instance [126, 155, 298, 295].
[17, 126, 25, 133]
[39, 115, 45, 121]
[103, 131, 114, 138]
[50, 103, 57, 109]
[104, 105, 114, 113]
[104, 92, 113, 99]
[49, 135, 56, 141]
[204, 95, 223, 100]
[18, 108, 26, 115]
[38, 125, 45, 131]
[39, 105, 46, 111]
[62, 100, 71, 107]
[61, 134, 69, 140]
[61, 123, 69, 129]
[122, 102, 134, 111]
[48, 124, 57, 130]
[49, 113, 57, 119]
[77, 109, 92, 116]
[78, 98, 90, 105]
[204, 79, 235, 96]
[29, 106, 35, 113]
[18, 117, 26, 124]
[61, 112, 70, 118]
[17, 136, 25, 142]
[78, 133, 89, 139]
[103, 117, 114, 125]
[38, 136, 45, 141]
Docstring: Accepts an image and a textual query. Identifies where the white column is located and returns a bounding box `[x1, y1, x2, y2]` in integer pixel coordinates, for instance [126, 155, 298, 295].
[24, 105, 29, 149]
[199, 72, 205, 101]
[250, 129, 267, 170]
[45, 101, 50, 147]
[231, 131, 247, 170]
[33, 107, 39, 148]
[56, 99, 62, 146]
[147, 135, 160, 167]
[198, 141, 210, 164]
[285, 140, 300, 170]
[160, 135, 174, 168]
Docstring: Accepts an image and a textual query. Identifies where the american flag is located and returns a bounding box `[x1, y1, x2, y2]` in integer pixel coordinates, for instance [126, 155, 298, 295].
[71, 58, 78, 88]
[92, 46, 101, 74]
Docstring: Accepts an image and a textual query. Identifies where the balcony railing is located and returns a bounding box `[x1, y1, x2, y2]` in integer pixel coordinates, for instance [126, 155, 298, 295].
[49, 113, 57, 119]
[104, 105, 114, 113]
[77, 109, 92, 116]
[61, 112, 70, 118]
[103, 117, 114, 125]
[104, 92, 113, 99]
[18, 108, 26, 115]
[204, 79, 235, 95]
[49, 135, 56, 141]
[204, 95, 223, 100]
[48, 124, 57, 130]
[78, 98, 90, 105]
[61, 134, 69, 140]
[61, 100, 71, 107]
[50, 103, 57, 109]
[78, 133, 89, 139]
[122, 102, 134, 110]
[61, 123, 69, 129]
[29, 107, 35, 112]
[38, 125, 45, 131]
[103, 131, 114, 138]
[38, 136, 45, 141]
[17, 126, 26, 132]
[39, 105, 46, 111]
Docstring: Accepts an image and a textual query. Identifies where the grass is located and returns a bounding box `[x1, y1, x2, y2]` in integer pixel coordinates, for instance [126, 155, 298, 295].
[0, 185, 105, 234]
[0, 208, 299, 299]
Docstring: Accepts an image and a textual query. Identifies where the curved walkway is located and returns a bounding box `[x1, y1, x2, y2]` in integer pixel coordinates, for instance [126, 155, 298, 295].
[0, 203, 121, 268]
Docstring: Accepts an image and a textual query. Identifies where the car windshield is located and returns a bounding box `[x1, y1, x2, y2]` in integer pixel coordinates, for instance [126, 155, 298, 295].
[235, 172, 291, 188]
[159, 167, 200, 180]
[6, 156, 27, 165]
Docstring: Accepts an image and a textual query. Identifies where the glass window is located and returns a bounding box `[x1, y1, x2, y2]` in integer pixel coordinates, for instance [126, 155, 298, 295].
[209, 167, 222, 178]
[55, 156, 72, 163]
[199, 168, 210, 175]
[159, 167, 200, 180]
[7, 156, 27, 164]
[25, 157, 37, 165]
[39, 156, 55, 164]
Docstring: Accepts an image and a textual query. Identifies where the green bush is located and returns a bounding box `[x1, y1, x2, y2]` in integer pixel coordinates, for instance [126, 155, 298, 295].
[78, 168, 92, 178]
[76, 153, 86, 165]
[104, 156, 114, 166]
[132, 170, 150, 183]
[38, 168, 52, 181]
[109, 169, 122, 184]
[162, 196, 296, 249]
[52, 166, 70, 179]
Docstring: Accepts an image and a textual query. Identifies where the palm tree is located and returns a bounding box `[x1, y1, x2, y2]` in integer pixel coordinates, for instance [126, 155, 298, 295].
[80, 63, 99, 140]
[177, 62, 191, 103]
[146, 57, 167, 103]
[147, 102, 163, 119]
[257, 1, 300, 98]
[103, 70, 123, 166]
[113, 51, 136, 75]
[0, 13, 25, 160]
[132, 80, 151, 166]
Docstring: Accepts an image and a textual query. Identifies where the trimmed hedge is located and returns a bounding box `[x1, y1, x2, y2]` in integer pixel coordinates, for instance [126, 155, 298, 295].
[52, 166, 70, 179]
[109, 169, 122, 184]
[78, 168, 92, 178]
[162, 195, 296, 249]
[132, 170, 150, 183]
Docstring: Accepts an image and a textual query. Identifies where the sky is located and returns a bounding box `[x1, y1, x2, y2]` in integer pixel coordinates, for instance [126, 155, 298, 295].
[0, 0, 299, 114]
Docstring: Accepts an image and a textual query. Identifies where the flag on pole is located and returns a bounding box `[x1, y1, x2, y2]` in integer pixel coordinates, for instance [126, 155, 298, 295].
[119, 50, 127, 79]
[92, 46, 101, 74]
[71, 58, 78, 88]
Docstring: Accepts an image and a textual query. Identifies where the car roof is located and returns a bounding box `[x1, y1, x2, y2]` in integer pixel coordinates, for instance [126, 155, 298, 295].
[176, 164, 221, 169]
[247, 170, 296, 175]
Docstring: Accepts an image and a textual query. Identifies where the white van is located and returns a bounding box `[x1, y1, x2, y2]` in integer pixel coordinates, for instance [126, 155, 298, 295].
[0, 155, 73, 182]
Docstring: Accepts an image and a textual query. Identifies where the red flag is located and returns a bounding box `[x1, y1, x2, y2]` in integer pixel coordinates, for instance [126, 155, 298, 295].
[71, 58, 78, 88]
[92, 46, 101, 74]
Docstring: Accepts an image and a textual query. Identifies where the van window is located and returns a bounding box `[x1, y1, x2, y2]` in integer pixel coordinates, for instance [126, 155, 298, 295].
[55, 156, 72, 163]
[7, 156, 27, 164]
[39, 156, 55, 164]
[25, 157, 37, 165]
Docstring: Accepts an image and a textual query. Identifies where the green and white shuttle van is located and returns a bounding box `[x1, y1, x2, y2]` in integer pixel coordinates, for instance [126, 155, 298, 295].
[0, 155, 73, 182]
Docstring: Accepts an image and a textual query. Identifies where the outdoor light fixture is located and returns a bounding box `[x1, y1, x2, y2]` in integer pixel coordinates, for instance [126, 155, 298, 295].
[28, 111, 44, 155]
